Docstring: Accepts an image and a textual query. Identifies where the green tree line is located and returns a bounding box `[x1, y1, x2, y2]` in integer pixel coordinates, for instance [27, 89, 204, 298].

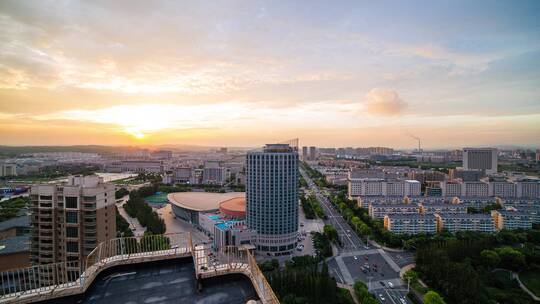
[264, 256, 353, 304]
[124, 186, 166, 235]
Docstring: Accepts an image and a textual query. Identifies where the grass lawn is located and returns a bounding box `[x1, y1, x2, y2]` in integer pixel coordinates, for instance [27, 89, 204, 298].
[520, 270, 540, 297]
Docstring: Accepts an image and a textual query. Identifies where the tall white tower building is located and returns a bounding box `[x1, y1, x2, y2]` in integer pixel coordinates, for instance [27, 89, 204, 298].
[246, 144, 298, 254]
[463, 148, 498, 175]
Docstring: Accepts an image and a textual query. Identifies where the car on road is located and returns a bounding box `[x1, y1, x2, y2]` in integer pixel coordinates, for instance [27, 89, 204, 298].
[353, 256, 357, 260]
[379, 294, 385, 301]
[400, 298, 406, 304]
[387, 281, 394, 288]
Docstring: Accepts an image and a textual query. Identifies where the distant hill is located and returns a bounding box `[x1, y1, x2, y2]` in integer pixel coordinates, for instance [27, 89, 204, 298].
[0, 145, 142, 157]
[0, 144, 255, 157]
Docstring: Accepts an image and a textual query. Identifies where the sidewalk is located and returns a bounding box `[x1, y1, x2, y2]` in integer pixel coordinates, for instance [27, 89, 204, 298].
[337, 283, 360, 304]
[513, 272, 540, 302]
[116, 196, 146, 237]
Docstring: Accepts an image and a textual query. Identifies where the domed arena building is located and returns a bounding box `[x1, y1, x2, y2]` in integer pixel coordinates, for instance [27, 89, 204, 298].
[167, 192, 245, 225]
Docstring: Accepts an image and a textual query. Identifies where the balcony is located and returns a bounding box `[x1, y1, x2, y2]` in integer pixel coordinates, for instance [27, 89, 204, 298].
[83, 203, 96, 210]
[83, 212, 97, 219]
[84, 219, 97, 226]
[38, 219, 53, 225]
[39, 212, 53, 218]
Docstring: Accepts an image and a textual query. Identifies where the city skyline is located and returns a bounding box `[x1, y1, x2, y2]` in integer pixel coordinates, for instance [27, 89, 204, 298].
[1, 1, 540, 148]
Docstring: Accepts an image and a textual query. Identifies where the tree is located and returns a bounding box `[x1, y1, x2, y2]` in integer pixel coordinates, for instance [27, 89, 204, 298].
[495, 246, 527, 271]
[323, 225, 339, 244]
[480, 249, 500, 269]
[115, 188, 129, 199]
[424, 291, 446, 304]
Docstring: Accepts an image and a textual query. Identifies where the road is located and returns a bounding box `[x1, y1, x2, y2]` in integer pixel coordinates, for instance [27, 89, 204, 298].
[300, 169, 366, 253]
[301, 168, 412, 304]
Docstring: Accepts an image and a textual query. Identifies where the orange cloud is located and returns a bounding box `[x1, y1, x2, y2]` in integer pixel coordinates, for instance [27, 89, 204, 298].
[364, 88, 407, 116]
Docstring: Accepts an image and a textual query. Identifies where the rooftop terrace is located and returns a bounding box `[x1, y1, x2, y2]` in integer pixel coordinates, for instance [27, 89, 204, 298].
[41, 258, 259, 304]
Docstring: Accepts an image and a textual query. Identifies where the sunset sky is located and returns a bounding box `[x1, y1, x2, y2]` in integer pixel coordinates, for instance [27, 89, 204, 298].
[1, 1, 539, 149]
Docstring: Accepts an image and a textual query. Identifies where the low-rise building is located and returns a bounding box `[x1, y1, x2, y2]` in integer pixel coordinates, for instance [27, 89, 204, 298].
[510, 206, 540, 224]
[462, 181, 489, 197]
[0, 235, 30, 271]
[202, 161, 227, 185]
[107, 160, 163, 173]
[435, 214, 495, 233]
[174, 167, 193, 183]
[491, 210, 532, 230]
[348, 178, 420, 198]
[489, 181, 517, 198]
[441, 181, 462, 197]
[0, 163, 17, 177]
[368, 203, 420, 219]
[383, 214, 437, 235]
[517, 181, 540, 198]
[0, 215, 30, 240]
[420, 203, 467, 215]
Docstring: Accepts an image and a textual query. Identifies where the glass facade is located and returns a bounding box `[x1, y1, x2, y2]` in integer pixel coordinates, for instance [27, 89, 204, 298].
[246, 144, 298, 252]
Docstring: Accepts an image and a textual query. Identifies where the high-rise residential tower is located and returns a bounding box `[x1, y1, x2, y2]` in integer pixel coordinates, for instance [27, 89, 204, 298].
[463, 148, 498, 175]
[309, 146, 317, 160]
[30, 175, 116, 267]
[302, 146, 308, 161]
[246, 144, 298, 254]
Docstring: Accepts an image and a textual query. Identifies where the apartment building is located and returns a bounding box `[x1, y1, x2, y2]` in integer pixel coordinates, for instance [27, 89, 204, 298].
[435, 214, 495, 233]
[383, 214, 437, 235]
[459, 197, 497, 209]
[420, 203, 468, 215]
[202, 161, 227, 185]
[0, 163, 17, 177]
[517, 181, 540, 198]
[368, 203, 420, 219]
[172, 167, 194, 184]
[510, 206, 540, 224]
[462, 181, 489, 197]
[489, 181, 517, 198]
[442, 180, 539, 199]
[348, 178, 421, 198]
[463, 148, 498, 175]
[440, 181, 462, 197]
[404, 180, 421, 196]
[30, 175, 116, 270]
[491, 210, 532, 230]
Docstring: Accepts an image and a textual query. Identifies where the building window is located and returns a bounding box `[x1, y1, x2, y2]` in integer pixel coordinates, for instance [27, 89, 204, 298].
[66, 241, 79, 253]
[66, 227, 78, 238]
[83, 196, 96, 202]
[66, 212, 78, 223]
[65, 197, 78, 209]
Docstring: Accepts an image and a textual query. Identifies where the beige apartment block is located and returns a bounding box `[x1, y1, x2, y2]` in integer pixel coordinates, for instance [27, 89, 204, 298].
[30, 175, 116, 271]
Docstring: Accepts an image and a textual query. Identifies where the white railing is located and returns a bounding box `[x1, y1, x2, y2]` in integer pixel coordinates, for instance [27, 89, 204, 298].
[0, 233, 191, 303]
[0, 233, 279, 304]
[192, 245, 279, 304]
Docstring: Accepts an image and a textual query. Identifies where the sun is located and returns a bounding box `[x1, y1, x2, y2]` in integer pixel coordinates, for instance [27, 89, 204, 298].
[133, 132, 145, 140]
